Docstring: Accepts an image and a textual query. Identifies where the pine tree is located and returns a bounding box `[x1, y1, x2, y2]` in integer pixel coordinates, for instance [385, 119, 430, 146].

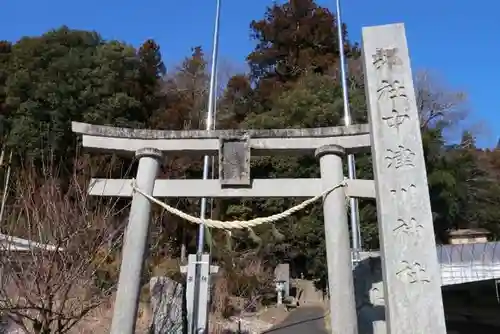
[137, 39, 166, 123]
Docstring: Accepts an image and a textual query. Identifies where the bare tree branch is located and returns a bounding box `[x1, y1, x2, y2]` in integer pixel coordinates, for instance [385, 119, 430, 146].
[0, 164, 122, 334]
[414, 70, 468, 131]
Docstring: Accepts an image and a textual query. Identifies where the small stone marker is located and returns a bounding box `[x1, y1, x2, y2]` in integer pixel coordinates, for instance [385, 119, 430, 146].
[274, 263, 290, 304]
[362, 23, 446, 333]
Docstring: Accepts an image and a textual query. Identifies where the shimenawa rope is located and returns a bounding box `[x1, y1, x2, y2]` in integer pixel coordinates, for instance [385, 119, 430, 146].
[132, 179, 348, 230]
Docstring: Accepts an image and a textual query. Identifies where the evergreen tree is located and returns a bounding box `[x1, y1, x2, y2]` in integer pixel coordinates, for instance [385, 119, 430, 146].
[0, 41, 11, 139]
[3, 27, 153, 163]
[137, 39, 166, 124]
[247, 0, 359, 111]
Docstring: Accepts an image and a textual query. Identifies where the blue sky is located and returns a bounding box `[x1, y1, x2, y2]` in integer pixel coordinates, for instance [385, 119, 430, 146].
[1, 0, 499, 147]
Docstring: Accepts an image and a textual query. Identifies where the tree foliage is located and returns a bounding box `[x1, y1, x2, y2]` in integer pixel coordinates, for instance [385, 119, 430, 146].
[1, 27, 165, 166]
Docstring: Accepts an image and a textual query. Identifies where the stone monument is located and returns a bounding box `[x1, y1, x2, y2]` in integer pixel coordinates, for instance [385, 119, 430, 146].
[361, 23, 446, 333]
[274, 263, 290, 305]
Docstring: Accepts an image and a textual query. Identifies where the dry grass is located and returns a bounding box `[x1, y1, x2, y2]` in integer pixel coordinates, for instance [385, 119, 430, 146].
[67, 298, 151, 334]
[70, 255, 274, 333]
[211, 257, 275, 319]
[209, 321, 228, 333]
[0, 162, 279, 333]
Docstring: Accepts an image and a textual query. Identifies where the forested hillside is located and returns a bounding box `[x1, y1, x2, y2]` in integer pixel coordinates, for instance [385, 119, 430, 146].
[0, 0, 499, 331]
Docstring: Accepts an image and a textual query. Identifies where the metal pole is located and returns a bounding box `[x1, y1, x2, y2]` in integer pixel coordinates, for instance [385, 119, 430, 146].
[110, 148, 162, 334]
[191, 2, 221, 333]
[207, 55, 219, 253]
[334, 0, 362, 261]
[197, 0, 221, 253]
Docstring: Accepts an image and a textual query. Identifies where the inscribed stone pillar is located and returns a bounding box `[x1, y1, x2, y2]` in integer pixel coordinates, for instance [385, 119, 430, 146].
[361, 23, 446, 333]
[316, 144, 358, 334]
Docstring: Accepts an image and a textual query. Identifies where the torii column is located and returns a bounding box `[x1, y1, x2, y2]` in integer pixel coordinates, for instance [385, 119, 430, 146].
[316, 144, 358, 334]
[110, 148, 163, 334]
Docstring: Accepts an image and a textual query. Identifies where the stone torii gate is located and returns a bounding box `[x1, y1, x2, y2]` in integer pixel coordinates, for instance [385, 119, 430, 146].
[72, 24, 446, 334]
